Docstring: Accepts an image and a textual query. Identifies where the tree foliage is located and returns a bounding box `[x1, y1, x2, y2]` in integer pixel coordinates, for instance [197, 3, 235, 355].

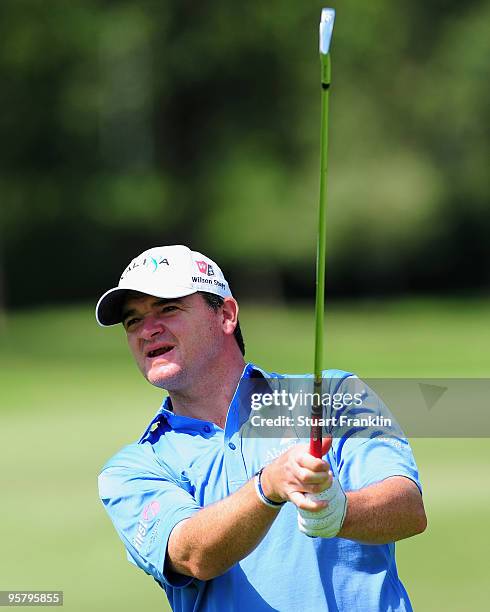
[1, 1, 488, 306]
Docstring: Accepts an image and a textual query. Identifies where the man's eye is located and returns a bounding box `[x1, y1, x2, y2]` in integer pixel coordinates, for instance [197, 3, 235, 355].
[162, 305, 177, 313]
[125, 318, 139, 329]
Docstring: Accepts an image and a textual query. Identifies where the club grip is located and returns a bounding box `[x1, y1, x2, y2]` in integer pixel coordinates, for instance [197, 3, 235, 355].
[310, 433, 333, 458]
[310, 435, 323, 458]
[310, 381, 324, 458]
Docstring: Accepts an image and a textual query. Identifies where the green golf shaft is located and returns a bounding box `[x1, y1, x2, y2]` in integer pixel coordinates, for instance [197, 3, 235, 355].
[311, 53, 331, 458]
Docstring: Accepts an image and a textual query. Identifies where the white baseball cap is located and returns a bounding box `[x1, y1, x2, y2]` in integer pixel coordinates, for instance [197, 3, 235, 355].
[95, 244, 232, 326]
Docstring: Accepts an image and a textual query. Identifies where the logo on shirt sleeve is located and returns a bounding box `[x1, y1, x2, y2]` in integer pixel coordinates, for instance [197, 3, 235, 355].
[133, 500, 161, 552]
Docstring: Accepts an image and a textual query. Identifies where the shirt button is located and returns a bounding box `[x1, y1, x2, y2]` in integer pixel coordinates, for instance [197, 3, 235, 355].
[228, 442, 236, 450]
[203, 425, 211, 433]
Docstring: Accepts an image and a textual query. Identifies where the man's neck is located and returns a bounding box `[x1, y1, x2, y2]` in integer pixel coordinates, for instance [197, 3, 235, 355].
[168, 355, 247, 429]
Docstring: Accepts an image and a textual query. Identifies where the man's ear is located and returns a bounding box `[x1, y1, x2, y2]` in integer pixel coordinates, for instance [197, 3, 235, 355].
[221, 297, 239, 336]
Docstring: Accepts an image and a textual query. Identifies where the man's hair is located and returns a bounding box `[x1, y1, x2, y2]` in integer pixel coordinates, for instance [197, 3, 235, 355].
[199, 292, 245, 356]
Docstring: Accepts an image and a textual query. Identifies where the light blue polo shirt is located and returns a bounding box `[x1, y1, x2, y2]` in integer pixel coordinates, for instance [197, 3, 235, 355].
[98, 364, 421, 611]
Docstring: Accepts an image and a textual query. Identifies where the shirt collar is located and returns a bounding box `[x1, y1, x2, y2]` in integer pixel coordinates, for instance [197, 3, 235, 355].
[138, 362, 275, 442]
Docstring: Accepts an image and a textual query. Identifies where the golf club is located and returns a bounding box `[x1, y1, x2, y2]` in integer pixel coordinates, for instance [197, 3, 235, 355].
[310, 8, 335, 459]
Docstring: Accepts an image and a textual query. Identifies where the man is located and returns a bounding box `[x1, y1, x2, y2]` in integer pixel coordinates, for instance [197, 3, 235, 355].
[97, 244, 426, 611]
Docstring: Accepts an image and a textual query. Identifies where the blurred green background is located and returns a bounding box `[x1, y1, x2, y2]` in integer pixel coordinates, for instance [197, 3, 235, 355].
[1, 303, 490, 611]
[1, 0, 490, 305]
[1, 1, 489, 611]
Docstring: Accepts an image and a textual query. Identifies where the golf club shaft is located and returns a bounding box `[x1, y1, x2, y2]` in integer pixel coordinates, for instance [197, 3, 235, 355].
[310, 10, 334, 458]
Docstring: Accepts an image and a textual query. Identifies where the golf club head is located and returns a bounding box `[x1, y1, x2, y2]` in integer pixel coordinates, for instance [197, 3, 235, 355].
[319, 8, 335, 55]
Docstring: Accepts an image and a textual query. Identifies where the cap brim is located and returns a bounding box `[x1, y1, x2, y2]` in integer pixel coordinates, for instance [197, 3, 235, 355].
[95, 286, 197, 327]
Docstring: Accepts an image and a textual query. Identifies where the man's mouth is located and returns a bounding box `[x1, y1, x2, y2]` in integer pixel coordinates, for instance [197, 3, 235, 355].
[146, 346, 174, 359]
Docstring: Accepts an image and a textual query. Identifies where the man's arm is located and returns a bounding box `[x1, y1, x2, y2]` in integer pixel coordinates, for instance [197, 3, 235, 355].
[167, 444, 426, 581]
[167, 441, 331, 581]
[338, 476, 427, 544]
[167, 479, 278, 581]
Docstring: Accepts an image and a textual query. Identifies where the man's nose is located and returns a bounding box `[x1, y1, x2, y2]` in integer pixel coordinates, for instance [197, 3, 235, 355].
[140, 315, 165, 340]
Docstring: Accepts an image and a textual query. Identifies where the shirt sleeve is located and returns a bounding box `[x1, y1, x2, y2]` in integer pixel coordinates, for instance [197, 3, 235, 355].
[327, 375, 422, 494]
[98, 442, 201, 588]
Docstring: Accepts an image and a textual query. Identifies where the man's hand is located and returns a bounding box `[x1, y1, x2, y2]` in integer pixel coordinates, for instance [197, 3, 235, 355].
[260, 439, 333, 512]
[298, 478, 348, 538]
[260, 437, 347, 537]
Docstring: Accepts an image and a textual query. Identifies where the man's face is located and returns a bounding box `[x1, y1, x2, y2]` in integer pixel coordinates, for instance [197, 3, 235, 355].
[122, 292, 227, 390]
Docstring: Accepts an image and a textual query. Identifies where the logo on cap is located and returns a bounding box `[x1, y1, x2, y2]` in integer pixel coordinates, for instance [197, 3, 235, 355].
[196, 260, 215, 276]
[121, 256, 170, 280]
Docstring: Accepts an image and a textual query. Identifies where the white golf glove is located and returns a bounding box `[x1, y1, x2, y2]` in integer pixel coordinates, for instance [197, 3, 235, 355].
[297, 477, 348, 538]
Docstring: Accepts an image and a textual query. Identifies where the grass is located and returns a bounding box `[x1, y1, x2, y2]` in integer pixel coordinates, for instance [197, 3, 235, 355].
[1, 297, 489, 611]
